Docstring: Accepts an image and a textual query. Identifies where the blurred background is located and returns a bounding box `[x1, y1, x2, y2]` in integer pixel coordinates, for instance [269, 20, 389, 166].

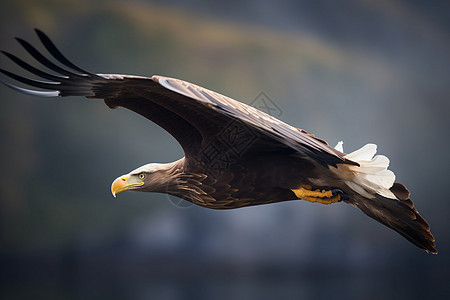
[1, 0, 449, 299]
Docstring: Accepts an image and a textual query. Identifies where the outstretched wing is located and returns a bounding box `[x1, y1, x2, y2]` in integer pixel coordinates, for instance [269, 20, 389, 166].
[1, 29, 354, 167]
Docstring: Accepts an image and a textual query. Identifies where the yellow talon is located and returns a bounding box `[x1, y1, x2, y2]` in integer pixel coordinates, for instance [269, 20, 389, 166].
[300, 194, 341, 205]
[291, 186, 341, 205]
[292, 185, 332, 199]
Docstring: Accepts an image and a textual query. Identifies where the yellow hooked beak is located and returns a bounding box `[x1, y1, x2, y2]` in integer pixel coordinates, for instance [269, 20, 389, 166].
[111, 175, 144, 197]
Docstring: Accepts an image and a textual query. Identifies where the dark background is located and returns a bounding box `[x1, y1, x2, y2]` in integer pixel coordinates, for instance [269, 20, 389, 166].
[1, 0, 449, 299]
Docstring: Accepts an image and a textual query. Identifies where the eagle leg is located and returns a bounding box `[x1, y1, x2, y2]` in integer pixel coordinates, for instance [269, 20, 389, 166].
[292, 185, 342, 205]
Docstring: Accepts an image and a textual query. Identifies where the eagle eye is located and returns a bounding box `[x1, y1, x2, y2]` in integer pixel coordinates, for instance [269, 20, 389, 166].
[138, 173, 146, 180]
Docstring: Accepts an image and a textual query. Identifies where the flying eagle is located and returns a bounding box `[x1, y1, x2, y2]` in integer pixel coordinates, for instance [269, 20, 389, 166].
[1, 29, 436, 254]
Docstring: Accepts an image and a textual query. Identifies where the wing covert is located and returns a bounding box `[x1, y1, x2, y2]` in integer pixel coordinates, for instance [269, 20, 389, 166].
[154, 75, 355, 167]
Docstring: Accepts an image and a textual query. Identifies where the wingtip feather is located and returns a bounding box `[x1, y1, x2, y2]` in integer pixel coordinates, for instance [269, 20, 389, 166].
[0, 80, 59, 97]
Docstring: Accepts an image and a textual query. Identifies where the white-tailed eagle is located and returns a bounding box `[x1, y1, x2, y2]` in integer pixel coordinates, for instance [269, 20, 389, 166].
[0, 29, 436, 253]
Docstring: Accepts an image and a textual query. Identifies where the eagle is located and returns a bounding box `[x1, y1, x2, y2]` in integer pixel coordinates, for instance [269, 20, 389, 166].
[1, 29, 436, 254]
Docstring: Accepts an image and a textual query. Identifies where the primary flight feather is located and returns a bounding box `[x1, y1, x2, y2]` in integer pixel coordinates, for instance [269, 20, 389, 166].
[0, 29, 436, 254]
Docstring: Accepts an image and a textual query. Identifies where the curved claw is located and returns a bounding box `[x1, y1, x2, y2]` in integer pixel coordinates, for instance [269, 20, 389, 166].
[331, 189, 347, 201]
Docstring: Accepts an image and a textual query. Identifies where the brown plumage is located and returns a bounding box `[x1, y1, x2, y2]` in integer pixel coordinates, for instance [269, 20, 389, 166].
[0, 29, 436, 254]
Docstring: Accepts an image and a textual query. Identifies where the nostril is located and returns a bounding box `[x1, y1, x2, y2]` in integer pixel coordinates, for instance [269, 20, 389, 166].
[121, 177, 127, 182]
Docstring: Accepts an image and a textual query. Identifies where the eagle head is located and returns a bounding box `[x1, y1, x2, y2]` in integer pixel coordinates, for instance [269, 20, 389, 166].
[111, 161, 181, 197]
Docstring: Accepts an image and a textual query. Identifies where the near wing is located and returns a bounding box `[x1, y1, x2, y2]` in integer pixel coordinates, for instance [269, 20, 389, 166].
[1, 29, 354, 167]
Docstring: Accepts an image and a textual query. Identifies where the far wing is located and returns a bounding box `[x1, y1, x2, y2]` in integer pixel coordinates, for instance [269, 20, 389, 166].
[1, 29, 355, 168]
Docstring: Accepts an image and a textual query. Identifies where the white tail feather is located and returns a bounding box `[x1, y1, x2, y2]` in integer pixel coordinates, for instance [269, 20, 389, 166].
[335, 141, 344, 152]
[338, 142, 396, 199]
